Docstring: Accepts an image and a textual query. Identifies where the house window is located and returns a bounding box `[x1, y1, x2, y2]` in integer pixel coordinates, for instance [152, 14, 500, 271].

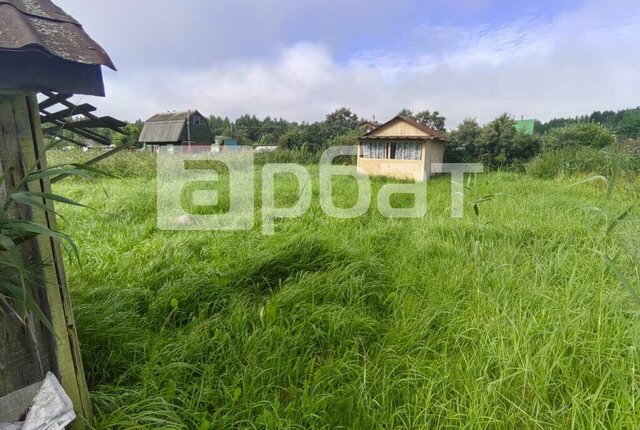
[394, 142, 422, 160]
[361, 142, 388, 159]
[192, 115, 201, 126]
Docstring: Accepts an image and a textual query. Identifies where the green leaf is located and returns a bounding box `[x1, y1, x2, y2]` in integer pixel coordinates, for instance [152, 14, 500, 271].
[20, 191, 87, 208]
[0, 280, 54, 333]
[607, 158, 622, 199]
[601, 253, 640, 305]
[9, 193, 63, 217]
[23, 167, 94, 183]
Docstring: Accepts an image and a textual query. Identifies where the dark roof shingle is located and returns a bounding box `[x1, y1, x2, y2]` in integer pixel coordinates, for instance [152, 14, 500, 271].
[0, 0, 114, 69]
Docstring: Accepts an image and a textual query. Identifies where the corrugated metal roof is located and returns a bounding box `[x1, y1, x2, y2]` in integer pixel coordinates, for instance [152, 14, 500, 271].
[139, 120, 186, 143]
[0, 0, 115, 69]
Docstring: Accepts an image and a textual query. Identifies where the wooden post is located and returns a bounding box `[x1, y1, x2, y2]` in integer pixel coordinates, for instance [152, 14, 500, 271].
[0, 91, 92, 427]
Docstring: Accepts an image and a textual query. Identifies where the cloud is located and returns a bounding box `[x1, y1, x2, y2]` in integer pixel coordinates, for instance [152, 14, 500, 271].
[73, 0, 640, 128]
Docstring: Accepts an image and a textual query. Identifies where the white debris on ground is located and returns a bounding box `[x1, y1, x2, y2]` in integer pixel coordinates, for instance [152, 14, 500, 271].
[0, 372, 75, 430]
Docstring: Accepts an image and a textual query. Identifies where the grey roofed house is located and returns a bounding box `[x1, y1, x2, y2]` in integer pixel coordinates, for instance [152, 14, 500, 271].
[138, 110, 213, 145]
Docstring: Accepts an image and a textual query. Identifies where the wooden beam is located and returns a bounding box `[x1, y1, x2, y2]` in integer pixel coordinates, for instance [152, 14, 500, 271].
[44, 120, 111, 146]
[38, 92, 72, 111]
[40, 104, 96, 124]
[66, 116, 127, 130]
[51, 143, 129, 184]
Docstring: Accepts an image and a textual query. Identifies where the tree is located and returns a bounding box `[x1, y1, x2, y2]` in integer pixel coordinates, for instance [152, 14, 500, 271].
[398, 108, 446, 132]
[414, 110, 446, 132]
[446, 118, 481, 162]
[476, 114, 540, 168]
[616, 111, 640, 139]
[398, 108, 414, 118]
[324, 107, 359, 136]
[113, 120, 143, 147]
[542, 123, 614, 151]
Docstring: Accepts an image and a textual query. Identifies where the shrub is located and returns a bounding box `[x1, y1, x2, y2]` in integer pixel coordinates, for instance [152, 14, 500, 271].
[526, 146, 640, 179]
[254, 148, 321, 165]
[542, 123, 614, 151]
[475, 114, 541, 169]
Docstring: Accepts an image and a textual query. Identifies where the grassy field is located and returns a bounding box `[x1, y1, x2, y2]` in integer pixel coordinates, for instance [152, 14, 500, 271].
[51, 151, 640, 428]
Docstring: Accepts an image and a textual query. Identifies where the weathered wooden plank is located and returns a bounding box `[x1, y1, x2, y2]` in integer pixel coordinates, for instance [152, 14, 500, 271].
[65, 115, 127, 130]
[24, 94, 93, 427]
[0, 94, 54, 398]
[38, 92, 72, 111]
[0, 92, 92, 428]
[40, 104, 96, 124]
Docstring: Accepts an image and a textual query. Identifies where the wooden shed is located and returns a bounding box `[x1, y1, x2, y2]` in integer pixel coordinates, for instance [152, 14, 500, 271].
[139, 110, 213, 150]
[357, 115, 449, 181]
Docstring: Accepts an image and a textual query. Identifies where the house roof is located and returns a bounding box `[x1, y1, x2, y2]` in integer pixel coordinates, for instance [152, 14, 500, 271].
[139, 110, 209, 143]
[361, 115, 450, 141]
[145, 110, 203, 123]
[139, 121, 186, 143]
[515, 119, 535, 135]
[0, 0, 114, 68]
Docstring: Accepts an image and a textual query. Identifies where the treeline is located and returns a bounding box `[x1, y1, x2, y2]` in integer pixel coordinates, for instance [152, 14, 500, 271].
[536, 107, 640, 138]
[107, 105, 638, 175]
[208, 107, 445, 151]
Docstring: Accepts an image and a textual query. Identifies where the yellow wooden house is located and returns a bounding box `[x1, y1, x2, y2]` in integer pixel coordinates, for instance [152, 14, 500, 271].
[357, 116, 449, 181]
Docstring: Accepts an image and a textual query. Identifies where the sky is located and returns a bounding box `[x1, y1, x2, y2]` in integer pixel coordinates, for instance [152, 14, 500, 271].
[56, 0, 640, 128]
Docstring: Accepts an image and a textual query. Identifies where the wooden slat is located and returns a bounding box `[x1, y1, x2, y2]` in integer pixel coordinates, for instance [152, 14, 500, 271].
[52, 143, 129, 183]
[44, 121, 111, 146]
[40, 103, 96, 124]
[38, 92, 72, 110]
[66, 115, 127, 130]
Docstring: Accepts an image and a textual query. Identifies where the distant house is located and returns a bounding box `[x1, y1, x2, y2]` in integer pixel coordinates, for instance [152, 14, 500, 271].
[139, 110, 213, 151]
[357, 115, 449, 181]
[359, 120, 379, 134]
[515, 119, 536, 135]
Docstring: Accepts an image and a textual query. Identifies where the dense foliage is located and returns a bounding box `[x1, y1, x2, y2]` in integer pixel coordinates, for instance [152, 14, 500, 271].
[536, 106, 640, 137]
[541, 123, 615, 151]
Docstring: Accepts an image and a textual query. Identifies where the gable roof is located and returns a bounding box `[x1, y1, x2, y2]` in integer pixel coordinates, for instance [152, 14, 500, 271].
[139, 110, 211, 143]
[145, 110, 203, 123]
[362, 115, 450, 141]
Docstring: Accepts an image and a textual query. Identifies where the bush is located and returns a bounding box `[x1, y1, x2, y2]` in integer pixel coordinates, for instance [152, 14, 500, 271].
[526, 146, 640, 179]
[542, 123, 614, 151]
[475, 114, 541, 169]
[254, 148, 321, 165]
[48, 148, 157, 179]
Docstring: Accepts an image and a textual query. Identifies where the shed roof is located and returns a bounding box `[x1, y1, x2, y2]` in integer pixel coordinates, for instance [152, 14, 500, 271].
[139, 110, 210, 143]
[361, 116, 450, 141]
[0, 0, 114, 68]
[145, 110, 201, 123]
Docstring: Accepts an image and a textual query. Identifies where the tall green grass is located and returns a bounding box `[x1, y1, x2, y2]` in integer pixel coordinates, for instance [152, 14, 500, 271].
[52, 152, 640, 428]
